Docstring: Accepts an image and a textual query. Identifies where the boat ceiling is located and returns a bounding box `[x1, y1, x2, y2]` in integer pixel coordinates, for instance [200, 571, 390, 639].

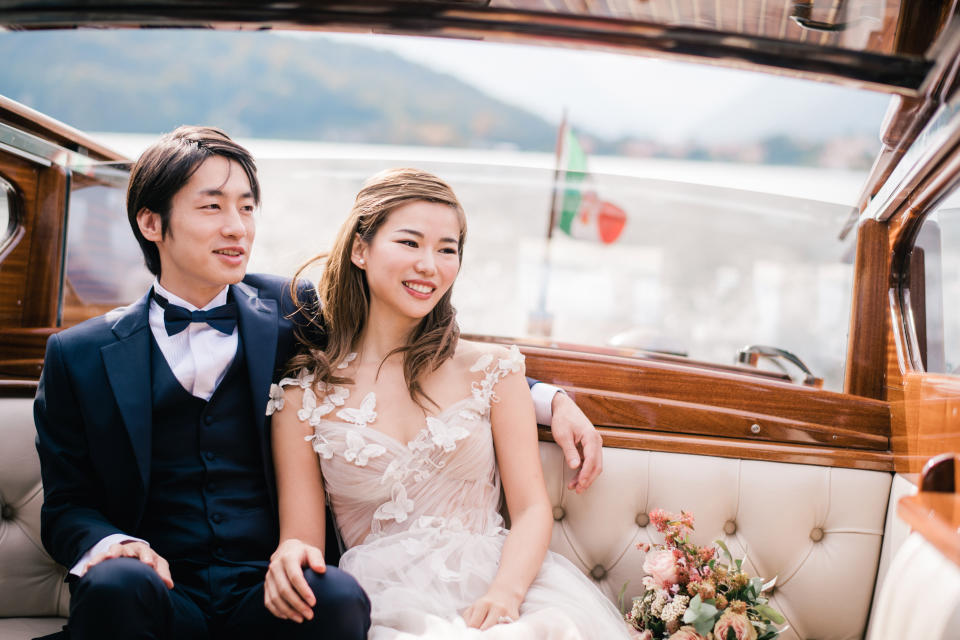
[0, 1, 956, 95]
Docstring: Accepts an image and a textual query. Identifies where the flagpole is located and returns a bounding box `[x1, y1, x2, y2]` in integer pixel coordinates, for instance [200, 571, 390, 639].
[530, 110, 567, 337]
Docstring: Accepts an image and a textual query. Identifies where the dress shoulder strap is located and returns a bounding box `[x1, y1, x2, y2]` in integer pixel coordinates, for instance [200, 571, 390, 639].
[468, 344, 525, 407]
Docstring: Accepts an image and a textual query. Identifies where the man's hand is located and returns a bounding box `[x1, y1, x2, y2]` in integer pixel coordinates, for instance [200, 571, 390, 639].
[86, 541, 173, 588]
[265, 538, 326, 623]
[549, 391, 603, 493]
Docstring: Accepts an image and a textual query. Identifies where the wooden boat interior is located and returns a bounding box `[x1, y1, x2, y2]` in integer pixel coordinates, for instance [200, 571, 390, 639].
[1, 1, 960, 638]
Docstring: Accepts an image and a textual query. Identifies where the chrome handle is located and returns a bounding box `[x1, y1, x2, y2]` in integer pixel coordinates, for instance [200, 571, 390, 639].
[736, 345, 823, 387]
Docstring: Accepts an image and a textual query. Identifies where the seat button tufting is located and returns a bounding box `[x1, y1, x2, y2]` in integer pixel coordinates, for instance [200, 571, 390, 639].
[635, 512, 649, 527]
[723, 520, 737, 535]
[1, 505, 13, 520]
[590, 564, 607, 581]
[810, 527, 824, 542]
[552, 506, 565, 521]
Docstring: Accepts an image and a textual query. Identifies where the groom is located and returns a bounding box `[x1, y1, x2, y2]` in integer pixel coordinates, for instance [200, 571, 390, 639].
[34, 126, 603, 639]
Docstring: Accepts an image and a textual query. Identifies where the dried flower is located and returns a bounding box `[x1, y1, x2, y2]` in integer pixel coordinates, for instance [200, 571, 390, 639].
[715, 594, 728, 610]
[698, 581, 716, 600]
[713, 611, 757, 640]
[729, 600, 748, 615]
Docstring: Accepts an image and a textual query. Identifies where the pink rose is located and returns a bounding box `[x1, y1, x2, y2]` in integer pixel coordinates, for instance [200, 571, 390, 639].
[667, 626, 707, 640]
[713, 612, 757, 640]
[643, 549, 681, 588]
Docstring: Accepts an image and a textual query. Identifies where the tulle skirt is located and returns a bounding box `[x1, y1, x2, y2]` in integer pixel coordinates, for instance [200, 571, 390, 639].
[339, 517, 632, 639]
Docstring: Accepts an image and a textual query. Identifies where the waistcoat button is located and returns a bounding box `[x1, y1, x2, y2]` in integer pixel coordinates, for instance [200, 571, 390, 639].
[211, 513, 224, 524]
[204, 452, 215, 461]
[204, 415, 214, 425]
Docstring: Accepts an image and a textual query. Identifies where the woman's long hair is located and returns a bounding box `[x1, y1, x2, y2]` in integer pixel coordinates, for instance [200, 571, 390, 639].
[288, 168, 467, 409]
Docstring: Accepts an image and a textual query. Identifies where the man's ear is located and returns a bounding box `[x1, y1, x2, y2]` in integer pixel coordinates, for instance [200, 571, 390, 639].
[350, 233, 368, 269]
[137, 208, 163, 243]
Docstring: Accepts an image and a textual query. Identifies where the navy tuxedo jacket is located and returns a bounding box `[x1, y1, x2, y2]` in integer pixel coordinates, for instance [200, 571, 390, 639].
[34, 274, 311, 571]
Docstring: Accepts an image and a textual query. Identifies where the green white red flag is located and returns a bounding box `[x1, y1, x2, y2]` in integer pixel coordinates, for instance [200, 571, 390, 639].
[555, 127, 627, 244]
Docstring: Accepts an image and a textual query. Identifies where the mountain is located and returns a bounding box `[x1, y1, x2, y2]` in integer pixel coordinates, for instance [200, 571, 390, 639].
[0, 30, 557, 149]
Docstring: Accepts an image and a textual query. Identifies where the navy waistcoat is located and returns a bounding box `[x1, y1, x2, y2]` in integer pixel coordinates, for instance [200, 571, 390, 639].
[140, 335, 277, 565]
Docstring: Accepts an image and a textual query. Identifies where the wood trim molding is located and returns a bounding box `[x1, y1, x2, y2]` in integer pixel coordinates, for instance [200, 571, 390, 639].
[844, 218, 890, 399]
[539, 427, 894, 472]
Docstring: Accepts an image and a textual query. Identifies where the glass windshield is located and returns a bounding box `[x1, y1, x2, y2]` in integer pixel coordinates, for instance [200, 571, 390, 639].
[0, 28, 893, 391]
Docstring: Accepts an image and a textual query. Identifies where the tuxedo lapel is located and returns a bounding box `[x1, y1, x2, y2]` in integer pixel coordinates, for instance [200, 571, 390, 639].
[100, 291, 153, 490]
[233, 281, 278, 444]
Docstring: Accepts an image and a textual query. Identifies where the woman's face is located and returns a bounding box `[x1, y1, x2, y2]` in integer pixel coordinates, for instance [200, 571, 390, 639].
[352, 200, 462, 322]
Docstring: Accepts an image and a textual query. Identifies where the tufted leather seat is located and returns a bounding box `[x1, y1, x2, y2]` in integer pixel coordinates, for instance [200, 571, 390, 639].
[538, 443, 893, 640]
[0, 397, 68, 639]
[0, 394, 902, 639]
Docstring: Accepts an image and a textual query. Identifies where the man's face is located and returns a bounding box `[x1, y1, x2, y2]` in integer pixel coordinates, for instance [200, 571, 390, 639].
[138, 155, 256, 307]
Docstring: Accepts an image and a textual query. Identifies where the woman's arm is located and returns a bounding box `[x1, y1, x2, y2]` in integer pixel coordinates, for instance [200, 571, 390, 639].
[463, 362, 553, 630]
[266, 385, 329, 623]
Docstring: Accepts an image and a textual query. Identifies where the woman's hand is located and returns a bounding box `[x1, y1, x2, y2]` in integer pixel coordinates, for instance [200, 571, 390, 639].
[264, 538, 326, 623]
[462, 586, 522, 630]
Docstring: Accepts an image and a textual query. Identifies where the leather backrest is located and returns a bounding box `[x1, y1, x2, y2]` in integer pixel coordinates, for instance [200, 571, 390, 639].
[538, 442, 892, 640]
[0, 397, 69, 617]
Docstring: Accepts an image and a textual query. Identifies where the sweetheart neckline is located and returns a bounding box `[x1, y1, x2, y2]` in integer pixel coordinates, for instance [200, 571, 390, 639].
[314, 393, 483, 450]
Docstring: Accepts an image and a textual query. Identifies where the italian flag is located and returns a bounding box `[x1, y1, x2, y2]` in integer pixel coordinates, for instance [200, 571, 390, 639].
[556, 128, 627, 244]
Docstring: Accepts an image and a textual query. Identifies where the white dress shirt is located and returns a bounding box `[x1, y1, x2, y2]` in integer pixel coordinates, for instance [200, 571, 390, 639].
[149, 281, 239, 401]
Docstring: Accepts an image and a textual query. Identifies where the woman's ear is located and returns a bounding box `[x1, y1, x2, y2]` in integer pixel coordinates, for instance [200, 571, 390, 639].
[351, 233, 368, 269]
[137, 208, 163, 242]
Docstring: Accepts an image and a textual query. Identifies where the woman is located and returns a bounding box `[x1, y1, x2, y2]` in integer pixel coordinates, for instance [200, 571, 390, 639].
[266, 168, 630, 638]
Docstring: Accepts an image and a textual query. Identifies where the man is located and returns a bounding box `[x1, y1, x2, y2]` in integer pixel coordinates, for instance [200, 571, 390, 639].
[34, 126, 602, 639]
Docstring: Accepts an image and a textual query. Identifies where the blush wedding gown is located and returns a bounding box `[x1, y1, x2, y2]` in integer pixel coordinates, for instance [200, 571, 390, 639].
[271, 346, 631, 639]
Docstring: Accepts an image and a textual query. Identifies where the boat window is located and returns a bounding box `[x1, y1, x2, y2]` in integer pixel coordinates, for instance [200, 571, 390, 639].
[2, 28, 891, 390]
[61, 164, 153, 325]
[0, 175, 14, 254]
[906, 186, 960, 375]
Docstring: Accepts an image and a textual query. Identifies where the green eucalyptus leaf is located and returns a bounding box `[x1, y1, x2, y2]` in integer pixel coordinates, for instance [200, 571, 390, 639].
[754, 604, 786, 625]
[682, 594, 719, 636]
[618, 581, 630, 613]
[714, 539, 734, 565]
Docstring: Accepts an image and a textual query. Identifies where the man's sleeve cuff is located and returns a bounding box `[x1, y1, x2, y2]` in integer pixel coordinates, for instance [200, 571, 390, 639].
[69, 534, 147, 576]
[530, 382, 563, 427]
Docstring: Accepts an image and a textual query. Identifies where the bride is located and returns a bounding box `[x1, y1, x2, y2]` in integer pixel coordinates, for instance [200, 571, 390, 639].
[265, 168, 631, 638]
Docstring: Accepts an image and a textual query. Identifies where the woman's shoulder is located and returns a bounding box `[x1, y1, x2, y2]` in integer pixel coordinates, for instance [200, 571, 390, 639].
[453, 340, 524, 375]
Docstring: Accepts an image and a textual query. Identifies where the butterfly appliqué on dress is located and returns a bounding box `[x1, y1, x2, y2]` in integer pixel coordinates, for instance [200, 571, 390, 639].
[337, 391, 378, 428]
[426, 416, 470, 452]
[344, 430, 386, 467]
[305, 432, 335, 460]
[373, 482, 415, 524]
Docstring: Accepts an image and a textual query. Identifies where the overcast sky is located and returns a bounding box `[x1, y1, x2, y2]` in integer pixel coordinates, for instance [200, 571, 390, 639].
[318, 32, 892, 145]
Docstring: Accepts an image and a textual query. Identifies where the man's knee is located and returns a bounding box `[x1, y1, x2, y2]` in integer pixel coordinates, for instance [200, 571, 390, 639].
[302, 567, 370, 635]
[74, 557, 169, 603]
[70, 558, 173, 639]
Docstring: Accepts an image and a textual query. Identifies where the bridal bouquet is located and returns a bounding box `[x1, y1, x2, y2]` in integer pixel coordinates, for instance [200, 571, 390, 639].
[623, 509, 785, 640]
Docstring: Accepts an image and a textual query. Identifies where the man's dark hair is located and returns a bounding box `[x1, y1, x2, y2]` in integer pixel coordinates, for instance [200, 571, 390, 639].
[126, 125, 260, 275]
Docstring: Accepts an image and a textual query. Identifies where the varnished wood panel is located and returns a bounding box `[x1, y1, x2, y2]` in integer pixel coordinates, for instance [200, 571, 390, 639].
[522, 346, 890, 436]
[569, 387, 888, 450]
[0, 378, 38, 397]
[0, 156, 41, 328]
[22, 165, 68, 327]
[844, 218, 890, 399]
[893, 372, 960, 475]
[538, 427, 894, 472]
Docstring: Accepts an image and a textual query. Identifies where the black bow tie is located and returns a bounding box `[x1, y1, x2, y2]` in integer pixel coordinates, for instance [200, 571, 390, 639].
[153, 291, 238, 336]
